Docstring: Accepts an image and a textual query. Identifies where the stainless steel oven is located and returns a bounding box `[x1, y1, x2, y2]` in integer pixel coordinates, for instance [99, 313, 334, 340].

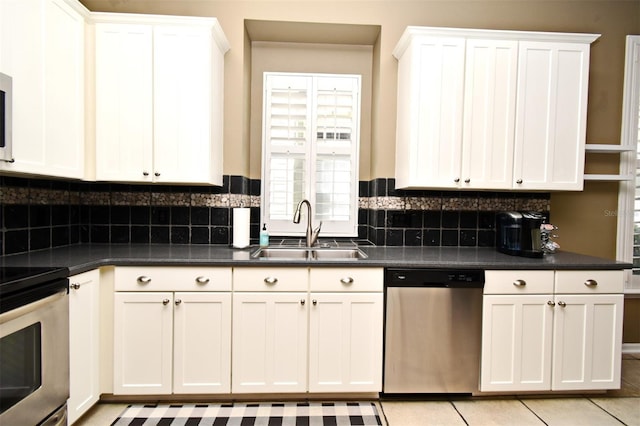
[0, 266, 69, 426]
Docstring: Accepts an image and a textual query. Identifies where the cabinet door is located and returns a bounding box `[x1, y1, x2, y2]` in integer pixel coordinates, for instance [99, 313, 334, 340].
[0, 0, 84, 179]
[95, 23, 153, 182]
[232, 292, 307, 393]
[513, 41, 590, 190]
[461, 39, 517, 189]
[153, 25, 213, 184]
[308, 292, 383, 392]
[113, 292, 173, 395]
[480, 294, 553, 392]
[68, 269, 100, 425]
[395, 36, 465, 189]
[173, 292, 231, 394]
[552, 294, 623, 390]
[42, 0, 85, 178]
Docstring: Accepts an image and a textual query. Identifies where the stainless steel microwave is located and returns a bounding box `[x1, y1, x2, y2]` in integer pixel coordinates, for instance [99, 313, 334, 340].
[0, 72, 13, 163]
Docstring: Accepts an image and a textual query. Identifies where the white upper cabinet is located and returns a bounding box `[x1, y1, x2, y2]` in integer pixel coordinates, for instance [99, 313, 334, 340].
[513, 41, 592, 190]
[94, 23, 153, 182]
[461, 38, 518, 189]
[394, 27, 599, 191]
[0, 0, 86, 179]
[394, 35, 465, 189]
[93, 13, 229, 185]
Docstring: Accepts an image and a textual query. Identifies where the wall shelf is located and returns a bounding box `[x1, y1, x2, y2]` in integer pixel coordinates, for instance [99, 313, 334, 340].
[584, 174, 634, 182]
[585, 144, 635, 153]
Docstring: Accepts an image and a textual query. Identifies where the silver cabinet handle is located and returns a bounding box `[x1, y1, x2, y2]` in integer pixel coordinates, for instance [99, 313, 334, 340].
[513, 279, 526, 286]
[162, 299, 170, 305]
[340, 277, 354, 285]
[137, 276, 152, 285]
[264, 277, 278, 285]
[547, 300, 555, 307]
[196, 276, 210, 285]
[454, 178, 460, 183]
[313, 299, 317, 305]
[557, 301, 566, 307]
[70, 283, 81, 290]
[143, 171, 149, 176]
[584, 279, 598, 287]
[516, 179, 523, 184]
[300, 299, 305, 305]
[175, 299, 182, 305]
[464, 178, 470, 183]
[155, 172, 161, 177]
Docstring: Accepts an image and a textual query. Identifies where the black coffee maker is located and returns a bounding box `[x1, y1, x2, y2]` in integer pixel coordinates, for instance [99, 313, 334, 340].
[496, 211, 544, 258]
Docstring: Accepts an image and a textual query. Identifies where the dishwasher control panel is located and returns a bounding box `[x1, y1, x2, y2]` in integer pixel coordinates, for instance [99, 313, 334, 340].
[385, 268, 485, 288]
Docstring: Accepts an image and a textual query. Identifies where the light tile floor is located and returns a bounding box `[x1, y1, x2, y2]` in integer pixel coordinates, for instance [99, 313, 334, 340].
[380, 353, 640, 426]
[75, 354, 640, 426]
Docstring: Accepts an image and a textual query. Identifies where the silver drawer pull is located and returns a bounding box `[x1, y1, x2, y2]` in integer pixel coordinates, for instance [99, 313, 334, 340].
[513, 280, 526, 286]
[340, 277, 354, 285]
[162, 299, 170, 305]
[584, 279, 598, 287]
[547, 300, 555, 307]
[264, 277, 278, 285]
[557, 301, 566, 307]
[196, 276, 210, 285]
[313, 299, 317, 305]
[300, 299, 305, 306]
[70, 283, 81, 290]
[137, 276, 152, 285]
[175, 299, 182, 305]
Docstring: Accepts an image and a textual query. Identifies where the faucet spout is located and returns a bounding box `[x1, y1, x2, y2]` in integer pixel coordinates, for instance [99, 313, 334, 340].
[293, 199, 321, 247]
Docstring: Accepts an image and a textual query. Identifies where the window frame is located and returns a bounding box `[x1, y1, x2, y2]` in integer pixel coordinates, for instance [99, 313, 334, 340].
[260, 71, 362, 237]
[617, 35, 640, 292]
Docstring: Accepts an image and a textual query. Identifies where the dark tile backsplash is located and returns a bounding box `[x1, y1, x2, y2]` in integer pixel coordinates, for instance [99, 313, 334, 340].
[0, 176, 550, 256]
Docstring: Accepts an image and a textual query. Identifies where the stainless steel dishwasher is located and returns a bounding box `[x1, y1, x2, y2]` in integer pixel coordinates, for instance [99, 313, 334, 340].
[383, 268, 484, 394]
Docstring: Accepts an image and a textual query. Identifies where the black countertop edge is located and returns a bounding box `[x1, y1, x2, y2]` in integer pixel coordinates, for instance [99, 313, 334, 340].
[0, 244, 631, 276]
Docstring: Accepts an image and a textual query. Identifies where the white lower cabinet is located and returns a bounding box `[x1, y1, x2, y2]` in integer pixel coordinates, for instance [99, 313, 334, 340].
[232, 292, 308, 393]
[68, 269, 100, 425]
[232, 267, 383, 394]
[308, 292, 383, 392]
[481, 270, 624, 392]
[113, 291, 174, 394]
[113, 267, 232, 395]
[551, 293, 623, 390]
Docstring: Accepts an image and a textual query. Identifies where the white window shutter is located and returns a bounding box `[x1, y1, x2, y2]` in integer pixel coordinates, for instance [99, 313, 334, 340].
[262, 72, 361, 237]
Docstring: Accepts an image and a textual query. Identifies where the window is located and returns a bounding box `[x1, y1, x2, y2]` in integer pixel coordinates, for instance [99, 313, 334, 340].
[261, 72, 361, 237]
[618, 35, 640, 291]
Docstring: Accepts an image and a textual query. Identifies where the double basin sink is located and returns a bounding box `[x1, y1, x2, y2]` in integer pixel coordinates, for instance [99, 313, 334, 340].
[251, 247, 368, 261]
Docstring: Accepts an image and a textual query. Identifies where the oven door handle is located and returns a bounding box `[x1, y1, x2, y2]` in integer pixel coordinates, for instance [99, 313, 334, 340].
[0, 289, 67, 325]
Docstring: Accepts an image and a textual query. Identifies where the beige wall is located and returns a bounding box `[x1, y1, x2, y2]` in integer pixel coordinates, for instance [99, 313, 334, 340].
[81, 0, 640, 260]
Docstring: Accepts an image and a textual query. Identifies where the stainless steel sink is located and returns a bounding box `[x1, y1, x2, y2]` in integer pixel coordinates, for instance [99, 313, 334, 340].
[251, 247, 367, 260]
[311, 248, 367, 260]
[251, 248, 312, 260]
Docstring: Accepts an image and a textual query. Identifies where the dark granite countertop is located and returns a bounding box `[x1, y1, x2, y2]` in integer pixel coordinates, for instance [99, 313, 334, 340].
[0, 244, 631, 275]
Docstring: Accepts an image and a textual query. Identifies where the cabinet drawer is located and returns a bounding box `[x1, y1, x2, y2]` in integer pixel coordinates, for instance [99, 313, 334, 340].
[115, 266, 232, 291]
[555, 270, 624, 294]
[309, 267, 383, 292]
[484, 270, 554, 294]
[233, 267, 308, 292]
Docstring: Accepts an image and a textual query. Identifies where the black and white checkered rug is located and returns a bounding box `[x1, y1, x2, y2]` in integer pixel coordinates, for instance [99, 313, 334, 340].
[111, 401, 383, 425]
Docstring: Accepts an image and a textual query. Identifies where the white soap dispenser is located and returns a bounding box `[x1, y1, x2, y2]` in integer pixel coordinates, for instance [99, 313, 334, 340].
[259, 223, 269, 247]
